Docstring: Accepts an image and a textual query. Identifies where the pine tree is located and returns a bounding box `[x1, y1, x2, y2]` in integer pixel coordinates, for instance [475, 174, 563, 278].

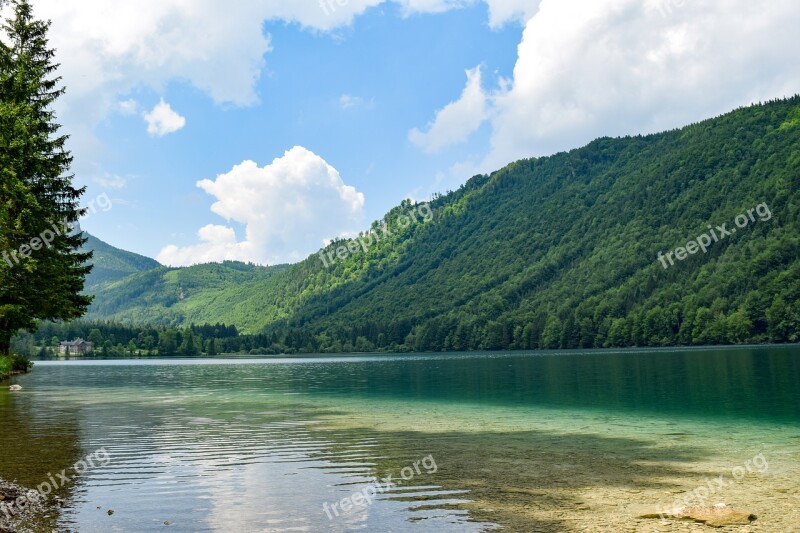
[206, 338, 217, 356]
[179, 330, 199, 356]
[0, 0, 92, 355]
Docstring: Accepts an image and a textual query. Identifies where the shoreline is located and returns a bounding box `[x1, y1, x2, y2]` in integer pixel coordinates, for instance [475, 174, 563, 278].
[24, 342, 800, 363]
[0, 370, 29, 383]
[0, 478, 55, 533]
[0, 355, 32, 382]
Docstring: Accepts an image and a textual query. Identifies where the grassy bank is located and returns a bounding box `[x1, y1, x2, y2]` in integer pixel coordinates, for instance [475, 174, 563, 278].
[0, 354, 32, 380]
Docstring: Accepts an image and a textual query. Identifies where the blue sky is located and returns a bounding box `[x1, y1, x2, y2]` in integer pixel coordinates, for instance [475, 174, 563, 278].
[20, 0, 800, 265]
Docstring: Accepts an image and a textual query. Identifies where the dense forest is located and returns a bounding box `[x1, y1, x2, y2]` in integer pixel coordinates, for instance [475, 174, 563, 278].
[18, 97, 800, 355]
[13, 321, 245, 357]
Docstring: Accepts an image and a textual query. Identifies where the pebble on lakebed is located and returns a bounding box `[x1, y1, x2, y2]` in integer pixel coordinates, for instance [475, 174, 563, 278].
[0, 479, 48, 532]
[633, 503, 756, 527]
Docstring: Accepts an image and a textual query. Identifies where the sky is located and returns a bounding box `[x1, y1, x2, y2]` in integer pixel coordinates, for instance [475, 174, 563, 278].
[10, 0, 800, 265]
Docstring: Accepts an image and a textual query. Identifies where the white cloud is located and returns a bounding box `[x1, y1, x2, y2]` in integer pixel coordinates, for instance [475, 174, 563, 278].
[157, 146, 365, 266]
[159, 225, 249, 266]
[409, 66, 488, 153]
[394, 0, 471, 15]
[143, 99, 186, 137]
[14, 0, 798, 191]
[12, 0, 495, 179]
[93, 174, 128, 189]
[396, 0, 540, 25]
[483, 0, 541, 26]
[22, 0, 384, 174]
[27, 0, 470, 121]
[118, 99, 138, 116]
[477, 0, 800, 170]
[340, 95, 361, 109]
[339, 94, 374, 110]
[385, 0, 540, 25]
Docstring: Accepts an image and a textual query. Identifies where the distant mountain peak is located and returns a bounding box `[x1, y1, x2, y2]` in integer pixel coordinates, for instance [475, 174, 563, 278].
[82, 233, 162, 291]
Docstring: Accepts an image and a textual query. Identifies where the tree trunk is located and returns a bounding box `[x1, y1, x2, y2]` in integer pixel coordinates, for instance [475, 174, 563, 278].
[0, 331, 12, 356]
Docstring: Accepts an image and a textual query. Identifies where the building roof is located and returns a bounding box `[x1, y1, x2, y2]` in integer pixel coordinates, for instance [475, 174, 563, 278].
[59, 338, 91, 347]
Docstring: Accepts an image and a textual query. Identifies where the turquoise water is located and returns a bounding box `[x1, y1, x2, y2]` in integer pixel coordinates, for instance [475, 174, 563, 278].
[2, 346, 799, 532]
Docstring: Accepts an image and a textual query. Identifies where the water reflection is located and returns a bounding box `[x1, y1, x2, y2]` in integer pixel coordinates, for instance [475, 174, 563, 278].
[2, 346, 799, 532]
[8, 368, 493, 532]
[0, 385, 83, 532]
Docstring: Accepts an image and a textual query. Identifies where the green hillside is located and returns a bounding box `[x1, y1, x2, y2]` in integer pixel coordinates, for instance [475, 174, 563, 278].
[82, 232, 161, 290]
[85, 97, 800, 351]
[85, 260, 290, 330]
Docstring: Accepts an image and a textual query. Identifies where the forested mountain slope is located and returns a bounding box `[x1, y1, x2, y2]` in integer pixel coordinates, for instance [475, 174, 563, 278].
[84, 256, 290, 331]
[86, 97, 800, 351]
[82, 233, 161, 290]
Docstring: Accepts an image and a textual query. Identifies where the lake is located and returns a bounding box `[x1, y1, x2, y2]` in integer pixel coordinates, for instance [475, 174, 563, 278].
[2, 346, 799, 532]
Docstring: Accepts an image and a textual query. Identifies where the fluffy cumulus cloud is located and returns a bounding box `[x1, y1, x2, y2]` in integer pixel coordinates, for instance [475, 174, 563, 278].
[486, 0, 800, 168]
[410, 0, 800, 171]
[19, 0, 383, 173]
[409, 66, 488, 153]
[13, 0, 798, 243]
[482, 0, 541, 26]
[143, 99, 186, 137]
[157, 147, 365, 266]
[12, 0, 526, 177]
[24, 0, 532, 124]
[395, 0, 538, 22]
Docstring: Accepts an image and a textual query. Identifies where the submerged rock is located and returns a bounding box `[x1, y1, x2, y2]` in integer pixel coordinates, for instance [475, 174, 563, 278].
[635, 503, 756, 528]
[680, 506, 757, 527]
[0, 479, 46, 533]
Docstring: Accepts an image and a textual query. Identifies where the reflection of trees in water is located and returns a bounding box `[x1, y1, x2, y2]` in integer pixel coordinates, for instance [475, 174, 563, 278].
[0, 390, 84, 531]
[269, 347, 800, 422]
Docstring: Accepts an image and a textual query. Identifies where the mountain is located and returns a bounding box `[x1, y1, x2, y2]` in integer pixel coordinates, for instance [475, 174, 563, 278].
[84, 259, 290, 329]
[82, 232, 161, 290]
[84, 97, 800, 350]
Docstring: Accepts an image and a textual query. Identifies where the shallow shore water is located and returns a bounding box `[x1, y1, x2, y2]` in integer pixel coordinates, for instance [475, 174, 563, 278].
[1, 346, 798, 532]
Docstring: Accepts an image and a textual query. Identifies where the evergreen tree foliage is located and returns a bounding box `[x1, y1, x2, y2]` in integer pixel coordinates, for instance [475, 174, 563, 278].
[0, 0, 91, 355]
